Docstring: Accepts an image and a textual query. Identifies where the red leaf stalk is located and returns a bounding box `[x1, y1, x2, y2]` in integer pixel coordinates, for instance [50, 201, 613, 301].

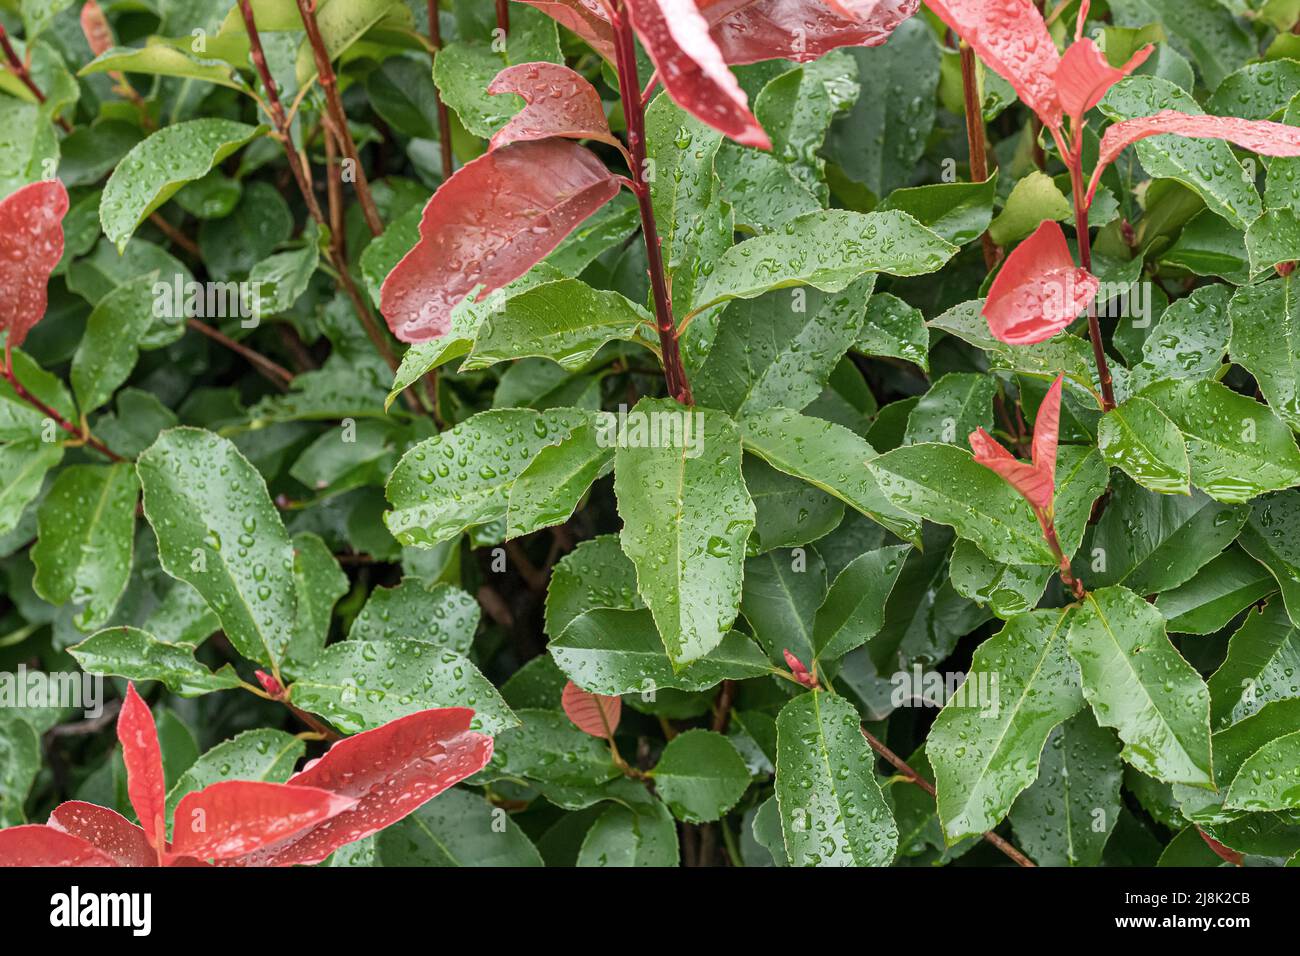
[427, 0, 455, 180]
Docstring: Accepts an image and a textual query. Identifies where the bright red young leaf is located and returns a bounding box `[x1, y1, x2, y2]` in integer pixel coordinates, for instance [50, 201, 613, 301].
[80, 0, 114, 57]
[562, 681, 622, 738]
[982, 220, 1098, 345]
[117, 682, 168, 852]
[1198, 828, 1244, 866]
[706, 0, 921, 65]
[227, 707, 493, 867]
[969, 374, 1062, 512]
[518, 0, 617, 60]
[783, 649, 817, 688]
[0, 825, 118, 866]
[171, 781, 357, 861]
[1088, 111, 1300, 208]
[488, 62, 620, 152]
[0, 179, 69, 351]
[1055, 38, 1151, 124]
[923, 0, 1062, 130]
[47, 801, 156, 867]
[625, 0, 771, 149]
[380, 138, 620, 342]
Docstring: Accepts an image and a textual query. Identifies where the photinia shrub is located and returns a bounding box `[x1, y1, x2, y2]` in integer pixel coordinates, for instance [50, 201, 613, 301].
[1, 0, 1300, 871]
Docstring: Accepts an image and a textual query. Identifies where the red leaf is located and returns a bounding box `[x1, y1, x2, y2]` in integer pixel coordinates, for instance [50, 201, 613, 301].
[0, 825, 119, 866]
[0, 179, 69, 351]
[117, 683, 168, 851]
[488, 62, 620, 151]
[782, 649, 817, 688]
[1198, 828, 1244, 867]
[1031, 374, 1062, 483]
[228, 707, 492, 866]
[924, 0, 1062, 130]
[626, 0, 771, 149]
[562, 681, 621, 738]
[707, 0, 921, 65]
[982, 220, 1098, 345]
[518, 0, 617, 59]
[968, 374, 1062, 512]
[379, 138, 619, 342]
[1054, 38, 1151, 123]
[170, 781, 357, 861]
[80, 0, 114, 57]
[1097, 110, 1300, 172]
[47, 801, 156, 867]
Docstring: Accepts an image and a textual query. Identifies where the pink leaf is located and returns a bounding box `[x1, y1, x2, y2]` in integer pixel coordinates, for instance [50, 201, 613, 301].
[488, 62, 619, 151]
[518, 0, 617, 60]
[47, 801, 156, 867]
[117, 683, 168, 851]
[1097, 110, 1300, 171]
[0, 825, 119, 866]
[626, 0, 771, 149]
[562, 681, 622, 738]
[0, 179, 69, 351]
[707, 0, 921, 65]
[80, 0, 114, 57]
[982, 220, 1098, 345]
[923, 0, 1062, 130]
[170, 781, 357, 861]
[229, 707, 493, 867]
[968, 374, 1062, 512]
[1054, 38, 1151, 123]
[1031, 374, 1062, 483]
[380, 139, 620, 343]
[782, 649, 817, 688]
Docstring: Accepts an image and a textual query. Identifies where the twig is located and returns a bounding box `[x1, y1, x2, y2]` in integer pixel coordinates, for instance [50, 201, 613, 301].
[186, 318, 294, 388]
[0, 24, 71, 132]
[427, 0, 454, 180]
[711, 679, 736, 734]
[1066, 128, 1117, 411]
[958, 39, 1000, 269]
[147, 213, 201, 258]
[496, 0, 510, 34]
[294, 0, 385, 237]
[860, 725, 1036, 868]
[3, 344, 126, 462]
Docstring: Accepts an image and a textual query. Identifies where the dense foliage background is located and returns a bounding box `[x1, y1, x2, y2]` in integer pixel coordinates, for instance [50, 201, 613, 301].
[2, 0, 1300, 868]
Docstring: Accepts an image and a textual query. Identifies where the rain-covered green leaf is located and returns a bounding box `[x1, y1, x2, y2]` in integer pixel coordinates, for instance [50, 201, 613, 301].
[1098, 397, 1191, 495]
[137, 428, 297, 673]
[715, 145, 821, 233]
[1239, 490, 1300, 625]
[0, 717, 40, 826]
[812, 545, 910, 664]
[856, 292, 929, 370]
[615, 400, 753, 665]
[544, 535, 643, 639]
[80, 45, 247, 91]
[929, 609, 1084, 841]
[651, 729, 750, 823]
[1155, 548, 1277, 635]
[485, 709, 618, 789]
[164, 729, 305, 817]
[775, 691, 897, 866]
[577, 799, 679, 867]
[68, 626, 241, 696]
[290, 638, 517, 735]
[347, 578, 479, 653]
[988, 171, 1072, 246]
[100, 119, 265, 251]
[1207, 602, 1300, 729]
[744, 456, 845, 552]
[1229, 278, 1300, 432]
[948, 538, 1052, 620]
[740, 547, 828, 665]
[1223, 730, 1300, 812]
[877, 177, 997, 247]
[1067, 586, 1213, 787]
[0, 441, 62, 537]
[377, 787, 543, 866]
[31, 463, 138, 630]
[70, 274, 157, 415]
[1129, 285, 1231, 391]
[904, 373, 995, 447]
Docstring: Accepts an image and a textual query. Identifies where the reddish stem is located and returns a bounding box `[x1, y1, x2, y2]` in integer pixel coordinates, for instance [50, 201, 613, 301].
[427, 0, 454, 180]
[496, 0, 510, 34]
[1067, 133, 1116, 411]
[609, 2, 693, 405]
[0, 24, 71, 131]
[958, 41, 999, 269]
[2, 346, 125, 462]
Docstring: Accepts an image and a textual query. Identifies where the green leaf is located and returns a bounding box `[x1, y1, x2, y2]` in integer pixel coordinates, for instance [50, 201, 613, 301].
[1223, 730, 1300, 812]
[80, 44, 247, 91]
[0, 440, 62, 537]
[775, 691, 897, 866]
[365, 54, 445, 140]
[544, 535, 643, 639]
[0, 98, 57, 198]
[1143, 379, 1300, 503]
[137, 427, 297, 673]
[68, 626, 242, 696]
[904, 373, 995, 447]
[1160, 210, 1249, 283]
[1119, 0, 1254, 89]
[715, 145, 821, 233]
[867, 442, 1055, 566]
[614, 400, 753, 665]
[690, 210, 956, 317]
[377, 787, 543, 866]
[290, 638, 517, 735]
[70, 274, 157, 415]
[740, 407, 921, 544]
[0, 717, 40, 826]
[695, 277, 874, 417]
[745, 457, 845, 552]
[824, 19, 939, 199]
[464, 280, 649, 372]
[1129, 285, 1232, 391]
[1155, 547, 1277, 635]
[1100, 76, 1261, 231]
[385, 407, 587, 547]
[812, 545, 910, 664]
[948, 538, 1052, 619]
[1008, 710, 1123, 867]
[31, 463, 138, 630]
[650, 729, 750, 823]
[1246, 208, 1300, 276]
[1067, 587, 1214, 787]
[740, 547, 828, 665]
[1229, 279, 1300, 431]
[1098, 397, 1190, 495]
[485, 708, 619, 789]
[100, 119, 265, 252]
[249, 234, 320, 316]
[856, 292, 929, 370]
[988, 171, 1072, 246]
[1239, 490, 1300, 625]
[164, 729, 305, 818]
[1207, 602, 1300, 729]
[929, 609, 1084, 841]
[577, 799, 679, 867]
[284, 531, 347, 670]
[346, 578, 480, 654]
[549, 608, 772, 696]
[877, 177, 997, 247]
